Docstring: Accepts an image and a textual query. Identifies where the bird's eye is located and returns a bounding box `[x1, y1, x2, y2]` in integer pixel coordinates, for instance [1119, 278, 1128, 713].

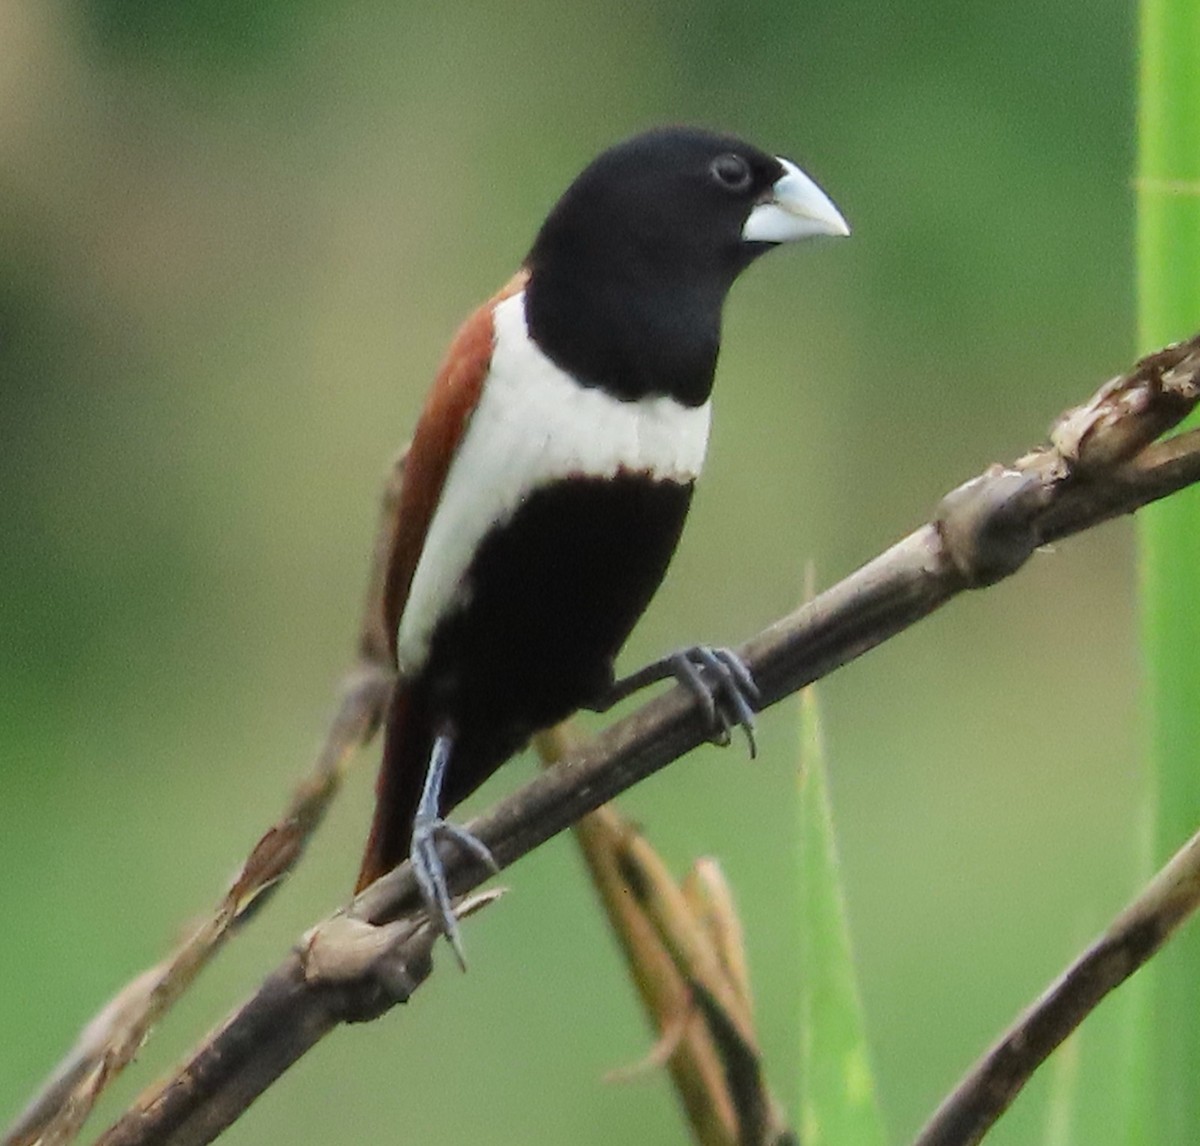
[710, 153, 752, 192]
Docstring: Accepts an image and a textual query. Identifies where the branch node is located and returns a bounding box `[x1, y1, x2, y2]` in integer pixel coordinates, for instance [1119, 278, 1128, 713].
[301, 889, 504, 1024]
[934, 466, 1049, 587]
[1051, 337, 1200, 471]
[301, 915, 432, 1023]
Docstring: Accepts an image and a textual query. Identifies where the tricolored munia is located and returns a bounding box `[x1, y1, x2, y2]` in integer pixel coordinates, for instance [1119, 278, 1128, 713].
[355, 127, 849, 962]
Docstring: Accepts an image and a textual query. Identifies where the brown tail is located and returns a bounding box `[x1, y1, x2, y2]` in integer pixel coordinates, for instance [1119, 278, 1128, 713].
[355, 685, 436, 893]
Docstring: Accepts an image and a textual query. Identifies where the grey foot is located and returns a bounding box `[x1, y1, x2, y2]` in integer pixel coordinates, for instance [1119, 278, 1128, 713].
[411, 814, 498, 970]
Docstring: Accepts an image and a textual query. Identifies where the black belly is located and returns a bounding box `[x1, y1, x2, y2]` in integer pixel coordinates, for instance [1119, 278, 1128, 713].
[421, 474, 693, 790]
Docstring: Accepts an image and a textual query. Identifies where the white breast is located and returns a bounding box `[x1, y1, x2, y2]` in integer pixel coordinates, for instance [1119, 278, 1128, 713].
[395, 290, 712, 677]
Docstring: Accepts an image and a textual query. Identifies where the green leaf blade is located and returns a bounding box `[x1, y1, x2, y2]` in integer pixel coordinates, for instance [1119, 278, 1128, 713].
[1133, 0, 1200, 1140]
[796, 684, 888, 1146]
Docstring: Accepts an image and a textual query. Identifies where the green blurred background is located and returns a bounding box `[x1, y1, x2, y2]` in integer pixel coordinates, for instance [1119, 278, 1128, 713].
[0, 1, 1147, 1142]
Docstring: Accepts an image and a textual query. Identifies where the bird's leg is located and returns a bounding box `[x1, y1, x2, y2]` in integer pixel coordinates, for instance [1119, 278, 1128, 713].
[410, 728, 499, 969]
[590, 646, 760, 757]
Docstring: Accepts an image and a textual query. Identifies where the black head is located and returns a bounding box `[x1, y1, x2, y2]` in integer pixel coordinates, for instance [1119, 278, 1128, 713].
[524, 127, 847, 405]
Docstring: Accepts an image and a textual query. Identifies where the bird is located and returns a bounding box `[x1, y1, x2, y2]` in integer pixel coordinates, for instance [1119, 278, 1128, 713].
[355, 126, 849, 962]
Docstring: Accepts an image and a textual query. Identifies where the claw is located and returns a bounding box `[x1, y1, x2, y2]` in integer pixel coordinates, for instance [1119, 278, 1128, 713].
[678, 646, 758, 758]
[666, 649, 718, 729]
[411, 815, 498, 970]
[595, 645, 759, 757]
[699, 648, 759, 755]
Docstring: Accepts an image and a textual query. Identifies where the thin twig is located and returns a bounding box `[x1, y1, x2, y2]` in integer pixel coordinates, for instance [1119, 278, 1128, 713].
[912, 822, 1200, 1146]
[2, 446, 407, 1146]
[68, 331, 1200, 1146]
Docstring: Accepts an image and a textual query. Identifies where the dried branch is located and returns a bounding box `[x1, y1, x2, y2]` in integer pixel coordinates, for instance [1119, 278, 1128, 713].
[8, 333, 1200, 1146]
[72, 331, 1200, 1146]
[912, 820, 1200, 1146]
[536, 725, 792, 1146]
[86, 892, 501, 1146]
[2, 447, 407, 1146]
